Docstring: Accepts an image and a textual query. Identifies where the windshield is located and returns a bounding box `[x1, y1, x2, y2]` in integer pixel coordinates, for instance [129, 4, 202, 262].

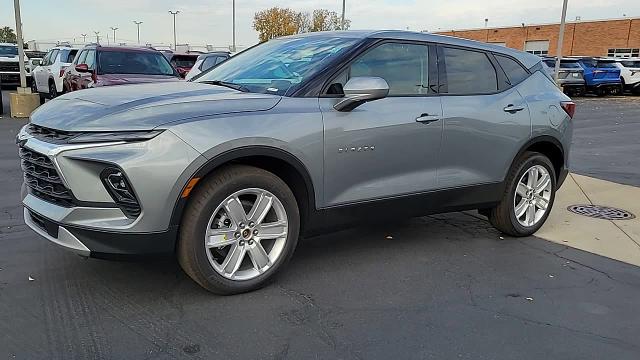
[596, 61, 617, 68]
[621, 60, 640, 68]
[0, 45, 18, 57]
[560, 61, 581, 69]
[196, 36, 358, 95]
[98, 50, 177, 76]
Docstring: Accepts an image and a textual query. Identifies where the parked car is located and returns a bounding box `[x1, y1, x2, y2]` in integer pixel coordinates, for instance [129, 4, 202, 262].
[542, 57, 586, 96]
[575, 57, 622, 96]
[185, 51, 231, 80]
[0, 42, 32, 86]
[19, 31, 573, 294]
[611, 57, 640, 94]
[31, 45, 80, 101]
[165, 52, 200, 78]
[62, 44, 181, 92]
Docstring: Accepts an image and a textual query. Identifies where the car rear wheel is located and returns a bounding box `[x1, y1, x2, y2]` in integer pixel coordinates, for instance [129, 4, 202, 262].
[177, 165, 300, 295]
[488, 152, 556, 237]
[49, 81, 58, 99]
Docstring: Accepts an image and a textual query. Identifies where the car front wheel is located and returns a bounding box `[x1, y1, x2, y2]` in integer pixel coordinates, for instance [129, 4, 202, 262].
[488, 152, 556, 237]
[177, 165, 300, 295]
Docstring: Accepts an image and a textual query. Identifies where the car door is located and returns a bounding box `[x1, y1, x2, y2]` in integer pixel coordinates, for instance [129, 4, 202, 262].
[34, 50, 52, 92]
[67, 50, 86, 91]
[319, 41, 443, 206]
[437, 46, 531, 189]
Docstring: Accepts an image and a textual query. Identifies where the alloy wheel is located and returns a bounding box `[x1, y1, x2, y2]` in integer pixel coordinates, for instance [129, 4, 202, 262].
[513, 165, 552, 227]
[204, 188, 288, 281]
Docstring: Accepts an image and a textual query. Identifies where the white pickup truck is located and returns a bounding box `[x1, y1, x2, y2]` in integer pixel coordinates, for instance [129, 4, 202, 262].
[0, 43, 31, 86]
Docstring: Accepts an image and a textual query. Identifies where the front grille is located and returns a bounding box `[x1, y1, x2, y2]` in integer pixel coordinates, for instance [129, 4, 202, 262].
[0, 62, 20, 72]
[27, 124, 77, 144]
[19, 145, 74, 207]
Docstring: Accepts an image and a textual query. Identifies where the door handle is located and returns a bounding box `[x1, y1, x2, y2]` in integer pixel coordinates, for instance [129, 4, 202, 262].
[416, 113, 440, 124]
[503, 104, 525, 113]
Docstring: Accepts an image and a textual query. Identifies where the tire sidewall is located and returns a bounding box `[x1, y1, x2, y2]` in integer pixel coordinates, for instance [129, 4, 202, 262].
[181, 168, 300, 293]
[506, 154, 557, 235]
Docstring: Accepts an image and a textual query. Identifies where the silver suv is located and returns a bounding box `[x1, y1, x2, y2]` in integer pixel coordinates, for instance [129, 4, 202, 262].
[18, 31, 574, 294]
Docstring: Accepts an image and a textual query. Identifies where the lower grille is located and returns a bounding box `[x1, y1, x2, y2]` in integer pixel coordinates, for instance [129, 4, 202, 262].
[28, 210, 59, 238]
[0, 62, 19, 72]
[19, 145, 74, 207]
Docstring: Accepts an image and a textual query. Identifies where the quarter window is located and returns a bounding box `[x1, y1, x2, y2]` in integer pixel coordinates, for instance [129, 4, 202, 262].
[443, 47, 498, 94]
[75, 50, 87, 66]
[495, 55, 529, 85]
[84, 50, 96, 70]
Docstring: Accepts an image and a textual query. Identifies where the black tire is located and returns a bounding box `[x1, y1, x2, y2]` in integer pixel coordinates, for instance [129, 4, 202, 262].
[49, 81, 58, 99]
[488, 152, 556, 237]
[177, 165, 300, 295]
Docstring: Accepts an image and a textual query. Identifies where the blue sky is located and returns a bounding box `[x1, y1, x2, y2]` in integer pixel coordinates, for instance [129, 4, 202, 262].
[1, 0, 638, 48]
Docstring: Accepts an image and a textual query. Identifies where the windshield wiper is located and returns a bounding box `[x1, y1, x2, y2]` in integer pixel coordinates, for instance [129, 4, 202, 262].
[202, 80, 250, 92]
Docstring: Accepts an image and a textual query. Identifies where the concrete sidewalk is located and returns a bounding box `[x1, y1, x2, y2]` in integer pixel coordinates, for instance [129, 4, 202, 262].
[538, 173, 640, 266]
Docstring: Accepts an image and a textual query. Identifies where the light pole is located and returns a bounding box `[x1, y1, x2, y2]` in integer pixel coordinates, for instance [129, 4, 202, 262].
[110, 27, 119, 44]
[81, 33, 87, 43]
[554, 0, 569, 84]
[341, 0, 346, 30]
[169, 10, 180, 50]
[232, 0, 236, 52]
[94, 31, 100, 43]
[13, 0, 27, 89]
[133, 21, 143, 44]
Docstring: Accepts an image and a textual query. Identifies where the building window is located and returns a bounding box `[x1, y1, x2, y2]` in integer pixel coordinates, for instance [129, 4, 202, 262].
[607, 48, 640, 58]
[525, 40, 549, 56]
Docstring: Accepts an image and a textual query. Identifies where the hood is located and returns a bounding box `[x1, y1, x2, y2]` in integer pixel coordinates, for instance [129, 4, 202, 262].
[96, 73, 182, 86]
[30, 82, 282, 132]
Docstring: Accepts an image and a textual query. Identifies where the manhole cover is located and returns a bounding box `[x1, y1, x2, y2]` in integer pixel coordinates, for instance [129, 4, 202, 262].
[567, 204, 635, 220]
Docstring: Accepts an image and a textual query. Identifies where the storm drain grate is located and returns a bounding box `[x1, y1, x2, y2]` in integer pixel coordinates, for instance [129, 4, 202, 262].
[567, 204, 635, 220]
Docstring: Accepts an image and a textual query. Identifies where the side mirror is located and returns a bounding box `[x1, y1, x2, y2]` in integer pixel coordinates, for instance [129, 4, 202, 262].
[334, 76, 389, 112]
[75, 64, 90, 73]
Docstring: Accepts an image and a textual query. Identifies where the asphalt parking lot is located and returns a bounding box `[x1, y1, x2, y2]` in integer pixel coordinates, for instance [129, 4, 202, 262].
[1, 94, 640, 359]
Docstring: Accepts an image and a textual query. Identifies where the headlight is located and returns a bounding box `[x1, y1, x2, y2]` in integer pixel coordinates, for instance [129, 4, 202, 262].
[67, 130, 164, 144]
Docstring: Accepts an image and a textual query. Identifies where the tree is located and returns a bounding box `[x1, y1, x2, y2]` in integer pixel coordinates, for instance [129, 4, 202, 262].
[311, 9, 350, 32]
[253, 7, 351, 42]
[0, 26, 17, 43]
[253, 7, 306, 42]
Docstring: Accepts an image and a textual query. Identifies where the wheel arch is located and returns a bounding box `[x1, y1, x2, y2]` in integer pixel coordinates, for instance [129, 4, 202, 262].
[169, 146, 317, 233]
[511, 136, 565, 182]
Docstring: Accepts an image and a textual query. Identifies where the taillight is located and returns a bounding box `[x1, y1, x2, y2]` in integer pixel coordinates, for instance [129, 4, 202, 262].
[560, 101, 576, 119]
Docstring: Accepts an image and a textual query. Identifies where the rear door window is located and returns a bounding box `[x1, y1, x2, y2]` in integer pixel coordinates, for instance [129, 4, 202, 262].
[495, 55, 529, 85]
[48, 49, 60, 65]
[76, 50, 87, 66]
[442, 47, 498, 94]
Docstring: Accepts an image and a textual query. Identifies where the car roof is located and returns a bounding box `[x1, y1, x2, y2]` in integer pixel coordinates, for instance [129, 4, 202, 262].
[82, 44, 159, 53]
[282, 30, 542, 68]
[198, 51, 231, 58]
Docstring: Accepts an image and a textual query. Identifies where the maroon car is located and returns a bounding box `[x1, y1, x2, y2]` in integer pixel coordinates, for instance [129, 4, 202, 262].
[63, 44, 181, 92]
[165, 52, 200, 78]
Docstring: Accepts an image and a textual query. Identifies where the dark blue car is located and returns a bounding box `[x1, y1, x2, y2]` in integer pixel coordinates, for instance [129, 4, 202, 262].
[576, 57, 622, 96]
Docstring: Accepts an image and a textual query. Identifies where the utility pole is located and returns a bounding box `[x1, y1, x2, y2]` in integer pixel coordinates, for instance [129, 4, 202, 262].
[133, 21, 143, 44]
[13, 0, 27, 89]
[232, 0, 236, 52]
[81, 33, 87, 43]
[554, 0, 569, 84]
[485, 18, 488, 28]
[341, 0, 346, 30]
[94, 31, 100, 44]
[110, 27, 119, 44]
[169, 10, 180, 50]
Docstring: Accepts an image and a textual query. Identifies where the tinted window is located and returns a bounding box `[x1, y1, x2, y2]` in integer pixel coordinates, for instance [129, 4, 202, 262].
[76, 50, 87, 65]
[63, 49, 78, 63]
[49, 49, 60, 65]
[560, 61, 581, 69]
[215, 56, 228, 65]
[496, 55, 529, 85]
[621, 60, 640, 68]
[84, 50, 96, 70]
[97, 50, 175, 76]
[349, 43, 429, 96]
[596, 61, 617, 69]
[201, 56, 218, 71]
[443, 47, 497, 94]
[170, 55, 197, 68]
[0, 45, 18, 56]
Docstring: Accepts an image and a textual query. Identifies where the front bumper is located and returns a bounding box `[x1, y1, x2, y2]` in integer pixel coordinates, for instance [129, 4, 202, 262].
[1, 72, 32, 86]
[18, 127, 207, 256]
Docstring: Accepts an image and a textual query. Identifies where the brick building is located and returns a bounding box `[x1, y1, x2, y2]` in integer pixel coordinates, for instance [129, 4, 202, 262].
[437, 17, 640, 58]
